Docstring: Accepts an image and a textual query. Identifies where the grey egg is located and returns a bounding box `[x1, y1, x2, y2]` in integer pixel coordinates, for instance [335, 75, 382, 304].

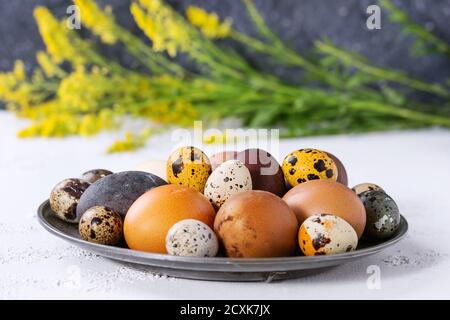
[79, 206, 123, 245]
[49, 178, 91, 223]
[76, 171, 167, 220]
[359, 190, 400, 239]
[81, 169, 113, 183]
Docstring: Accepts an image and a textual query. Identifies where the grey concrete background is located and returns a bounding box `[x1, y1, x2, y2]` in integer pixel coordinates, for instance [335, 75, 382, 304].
[0, 0, 449, 97]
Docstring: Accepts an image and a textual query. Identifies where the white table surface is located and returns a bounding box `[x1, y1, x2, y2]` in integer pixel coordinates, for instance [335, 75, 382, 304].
[1, 111, 449, 299]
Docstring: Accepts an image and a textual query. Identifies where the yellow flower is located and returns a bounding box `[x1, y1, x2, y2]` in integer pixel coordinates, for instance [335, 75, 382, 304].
[131, 1, 190, 57]
[74, 0, 118, 44]
[13, 60, 26, 80]
[36, 51, 64, 78]
[186, 6, 232, 39]
[107, 129, 152, 153]
[17, 100, 57, 119]
[57, 67, 110, 112]
[203, 132, 236, 144]
[0, 67, 33, 109]
[139, 0, 162, 12]
[34, 7, 85, 66]
[18, 113, 81, 138]
[139, 100, 197, 125]
[203, 132, 225, 144]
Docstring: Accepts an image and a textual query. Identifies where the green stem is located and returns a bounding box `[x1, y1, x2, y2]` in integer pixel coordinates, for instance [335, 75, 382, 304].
[231, 31, 343, 88]
[380, 0, 450, 58]
[316, 41, 450, 98]
[118, 30, 186, 76]
[349, 100, 450, 127]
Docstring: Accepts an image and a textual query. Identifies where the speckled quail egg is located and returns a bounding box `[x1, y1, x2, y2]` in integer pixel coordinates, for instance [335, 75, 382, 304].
[165, 219, 219, 257]
[299, 214, 358, 256]
[204, 160, 252, 209]
[167, 146, 212, 192]
[49, 178, 91, 223]
[282, 148, 337, 187]
[359, 190, 400, 239]
[79, 206, 123, 245]
[81, 169, 113, 183]
[352, 183, 385, 196]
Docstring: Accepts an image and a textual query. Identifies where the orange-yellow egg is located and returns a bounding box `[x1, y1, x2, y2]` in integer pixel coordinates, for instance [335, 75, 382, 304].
[167, 146, 211, 193]
[124, 184, 216, 253]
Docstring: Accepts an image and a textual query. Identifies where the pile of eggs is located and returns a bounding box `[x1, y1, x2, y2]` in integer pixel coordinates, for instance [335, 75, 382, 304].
[49, 147, 401, 258]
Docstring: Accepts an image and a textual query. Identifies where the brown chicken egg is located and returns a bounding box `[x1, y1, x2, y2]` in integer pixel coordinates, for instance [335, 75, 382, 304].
[326, 152, 348, 186]
[236, 149, 286, 197]
[210, 151, 238, 170]
[283, 180, 366, 238]
[124, 184, 216, 253]
[214, 190, 299, 258]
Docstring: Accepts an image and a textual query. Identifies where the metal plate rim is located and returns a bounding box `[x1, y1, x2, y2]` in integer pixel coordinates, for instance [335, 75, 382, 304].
[37, 200, 408, 273]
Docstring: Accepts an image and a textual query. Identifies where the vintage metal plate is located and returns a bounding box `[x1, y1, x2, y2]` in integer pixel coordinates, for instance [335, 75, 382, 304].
[38, 200, 408, 282]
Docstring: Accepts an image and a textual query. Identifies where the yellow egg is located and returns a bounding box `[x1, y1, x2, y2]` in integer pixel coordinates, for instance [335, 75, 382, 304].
[282, 148, 337, 187]
[167, 146, 212, 192]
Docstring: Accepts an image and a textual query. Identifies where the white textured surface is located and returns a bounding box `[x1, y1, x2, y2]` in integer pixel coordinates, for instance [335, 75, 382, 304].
[1, 111, 450, 299]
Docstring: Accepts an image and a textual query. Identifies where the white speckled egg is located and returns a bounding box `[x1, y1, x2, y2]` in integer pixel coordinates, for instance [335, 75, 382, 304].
[165, 219, 219, 257]
[299, 214, 358, 256]
[204, 160, 252, 209]
[49, 178, 91, 223]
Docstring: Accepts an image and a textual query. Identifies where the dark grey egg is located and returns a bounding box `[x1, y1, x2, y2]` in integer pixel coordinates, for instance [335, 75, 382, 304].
[81, 169, 113, 183]
[76, 171, 167, 220]
[49, 178, 91, 223]
[359, 190, 400, 239]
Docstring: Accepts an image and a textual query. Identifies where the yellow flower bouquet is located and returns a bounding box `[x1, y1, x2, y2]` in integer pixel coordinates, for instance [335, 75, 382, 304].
[1, 0, 449, 152]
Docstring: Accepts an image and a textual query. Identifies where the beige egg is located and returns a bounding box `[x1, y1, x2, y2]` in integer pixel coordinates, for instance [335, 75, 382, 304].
[299, 214, 358, 256]
[166, 219, 219, 257]
[204, 160, 252, 209]
[79, 206, 123, 246]
[134, 160, 167, 182]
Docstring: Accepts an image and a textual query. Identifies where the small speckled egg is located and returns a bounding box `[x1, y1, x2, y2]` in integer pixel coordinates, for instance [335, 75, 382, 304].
[204, 160, 252, 209]
[299, 214, 358, 256]
[166, 219, 219, 257]
[81, 169, 113, 184]
[79, 206, 123, 245]
[359, 190, 400, 239]
[352, 183, 385, 196]
[49, 178, 90, 223]
[167, 146, 212, 192]
[282, 148, 337, 187]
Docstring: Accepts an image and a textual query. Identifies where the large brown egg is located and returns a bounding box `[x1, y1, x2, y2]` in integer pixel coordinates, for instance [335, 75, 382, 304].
[210, 151, 238, 170]
[214, 190, 298, 258]
[326, 152, 348, 186]
[124, 184, 216, 253]
[283, 180, 366, 238]
[236, 149, 286, 197]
